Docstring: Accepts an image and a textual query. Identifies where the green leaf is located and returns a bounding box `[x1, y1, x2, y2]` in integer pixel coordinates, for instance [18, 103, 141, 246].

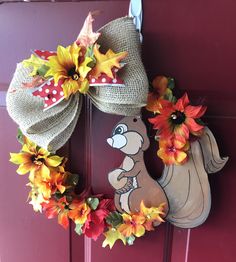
[22, 54, 47, 76]
[37, 64, 49, 77]
[86, 45, 96, 68]
[126, 235, 135, 246]
[17, 128, 25, 145]
[54, 192, 64, 200]
[106, 211, 123, 227]
[66, 195, 73, 203]
[65, 173, 79, 187]
[164, 92, 172, 102]
[171, 96, 177, 103]
[195, 118, 206, 126]
[75, 223, 83, 235]
[167, 77, 175, 90]
[163, 89, 177, 103]
[86, 197, 99, 210]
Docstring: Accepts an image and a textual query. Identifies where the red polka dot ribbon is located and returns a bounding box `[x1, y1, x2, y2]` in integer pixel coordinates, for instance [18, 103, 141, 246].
[31, 50, 125, 110]
[32, 79, 65, 111]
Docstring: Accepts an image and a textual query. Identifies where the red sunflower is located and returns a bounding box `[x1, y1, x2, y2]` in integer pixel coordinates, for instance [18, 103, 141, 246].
[149, 93, 207, 140]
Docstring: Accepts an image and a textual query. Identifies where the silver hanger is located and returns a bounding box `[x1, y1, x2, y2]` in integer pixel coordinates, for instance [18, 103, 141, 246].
[129, 0, 143, 43]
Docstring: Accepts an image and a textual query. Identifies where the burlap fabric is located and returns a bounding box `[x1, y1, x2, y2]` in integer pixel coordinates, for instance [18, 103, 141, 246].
[21, 99, 81, 153]
[6, 16, 148, 152]
[88, 17, 148, 115]
[6, 63, 81, 151]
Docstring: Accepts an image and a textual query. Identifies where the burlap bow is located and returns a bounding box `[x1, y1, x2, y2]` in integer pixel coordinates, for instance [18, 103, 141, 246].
[6, 17, 149, 152]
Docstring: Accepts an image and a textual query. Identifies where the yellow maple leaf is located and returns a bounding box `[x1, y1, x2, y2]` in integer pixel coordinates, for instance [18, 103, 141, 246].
[102, 228, 126, 249]
[92, 44, 128, 79]
[23, 54, 47, 76]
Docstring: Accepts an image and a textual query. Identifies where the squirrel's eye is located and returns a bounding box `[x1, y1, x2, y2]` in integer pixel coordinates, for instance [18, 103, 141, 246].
[113, 124, 128, 135]
[115, 126, 124, 134]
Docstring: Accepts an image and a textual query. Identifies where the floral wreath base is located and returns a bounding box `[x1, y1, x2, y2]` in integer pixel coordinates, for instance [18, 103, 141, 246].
[10, 132, 165, 249]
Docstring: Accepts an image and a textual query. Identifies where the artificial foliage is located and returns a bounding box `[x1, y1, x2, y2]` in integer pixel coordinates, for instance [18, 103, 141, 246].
[10, 136, 165, 247]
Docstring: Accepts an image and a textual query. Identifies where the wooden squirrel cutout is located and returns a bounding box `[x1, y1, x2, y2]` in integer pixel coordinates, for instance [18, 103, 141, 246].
[107, 117, 228, 228]
[107, 116, 169, 216]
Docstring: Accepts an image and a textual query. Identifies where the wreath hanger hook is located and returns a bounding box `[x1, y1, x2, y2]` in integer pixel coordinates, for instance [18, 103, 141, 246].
[129, 0, 143, 43]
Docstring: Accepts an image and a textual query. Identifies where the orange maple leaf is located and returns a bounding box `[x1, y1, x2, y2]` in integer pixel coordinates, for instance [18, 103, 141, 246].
[92, 44, 128, 79]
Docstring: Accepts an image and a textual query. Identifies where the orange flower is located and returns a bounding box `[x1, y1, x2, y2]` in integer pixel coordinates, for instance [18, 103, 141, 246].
[69, 200, 91, 225]
[139, 201, 165, 231]
[146, 76, 170, 113]
[32, 170, 67, 200]
[10, 138, 63, 180]
[42, 196, 70, 229]
[49, 171, 67, 194]
[152, 76, 169, 96]
[157, 135, 189, 165]
[149, 93, 207, 140]
[118, 213, 146, 238]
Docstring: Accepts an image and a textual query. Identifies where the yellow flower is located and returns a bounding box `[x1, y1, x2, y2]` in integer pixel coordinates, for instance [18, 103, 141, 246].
[140, 201, 165, 231]
[10, 138, 63, 180]
[45, 43, 93, 98]
[118, 213, 146, 238]
[27, 183, 48, 212]
[69, 200, 91, 225]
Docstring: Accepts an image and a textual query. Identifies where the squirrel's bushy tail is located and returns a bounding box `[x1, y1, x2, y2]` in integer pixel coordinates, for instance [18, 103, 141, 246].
[158, 127, 228, 228]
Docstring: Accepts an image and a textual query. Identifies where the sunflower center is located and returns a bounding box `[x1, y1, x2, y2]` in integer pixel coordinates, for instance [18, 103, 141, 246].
[170, 111, 186, 125]
[31, 155, 44, 166]
[68, 67, 80, 81]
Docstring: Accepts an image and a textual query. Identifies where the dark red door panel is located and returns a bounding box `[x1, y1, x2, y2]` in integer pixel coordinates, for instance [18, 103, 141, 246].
[0, 98, 71, 262]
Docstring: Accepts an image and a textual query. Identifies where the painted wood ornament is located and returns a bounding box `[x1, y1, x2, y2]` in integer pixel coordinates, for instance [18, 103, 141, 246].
[107, 116, 169, 216]
[107, 117, 228, 228]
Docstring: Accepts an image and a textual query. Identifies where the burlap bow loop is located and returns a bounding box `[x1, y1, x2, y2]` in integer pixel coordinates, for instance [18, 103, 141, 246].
[88, 17, 148, 115]
[6, 16, 148, 152]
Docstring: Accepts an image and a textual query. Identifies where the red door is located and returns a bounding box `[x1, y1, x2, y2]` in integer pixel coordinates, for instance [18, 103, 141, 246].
[0, 1, 234, 262]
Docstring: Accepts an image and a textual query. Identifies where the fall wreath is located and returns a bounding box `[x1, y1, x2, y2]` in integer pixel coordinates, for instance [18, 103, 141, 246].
[7, 12, 227, 249]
